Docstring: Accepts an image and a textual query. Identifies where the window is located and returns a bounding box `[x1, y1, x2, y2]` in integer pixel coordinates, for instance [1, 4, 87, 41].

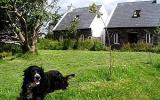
[72, 15, 80, 22]
[113, 33, 119, 44]
[132, 10, 141, 18]
[59, 35, 63, 41]
[80, 34, 84, 41]
[74, 15, 80, 20]
[128, 33, 138, 43]
[76, 15, 79, 18]
[146, 33, 152, 44]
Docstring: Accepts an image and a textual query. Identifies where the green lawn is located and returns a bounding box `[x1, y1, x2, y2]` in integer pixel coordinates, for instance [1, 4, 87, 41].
[0, 50, 160, 100]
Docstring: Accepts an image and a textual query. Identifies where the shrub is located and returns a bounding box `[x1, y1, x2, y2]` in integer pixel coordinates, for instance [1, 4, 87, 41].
[121, 41, 152, 52]
[77, 38, 106, 51]
[91, 39, 106, 51]
[151, 45, 160, 53]
[121, 42, 132, 51]
[77, 39, 94, 50]
[0, 43, 21, 54]
[38, 38, 106, 51]
[63, 39, 75, 50]
[38, 39, 63, 50]
[132, 41, 152, 52]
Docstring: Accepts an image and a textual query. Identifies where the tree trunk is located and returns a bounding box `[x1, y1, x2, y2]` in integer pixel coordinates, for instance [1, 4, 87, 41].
[31, 40, 38, 54]
[21, 38, 38, 54]
[21, 43, 31, 53]
[20, 36, 37, 54]
[30, 31, 38, 54]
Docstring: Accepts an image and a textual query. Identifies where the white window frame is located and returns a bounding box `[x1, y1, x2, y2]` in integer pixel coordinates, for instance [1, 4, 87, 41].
[59, 35, 63, 41]
[80, 34, 84, 41]
[146, 33, 152, 44]
[113, 33, 119, 44]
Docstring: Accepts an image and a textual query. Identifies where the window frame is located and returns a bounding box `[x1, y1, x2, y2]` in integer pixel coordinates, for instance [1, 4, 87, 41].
[59, 35, 64, 41]
[132, 10, 141, 18]
[146, 33, 152, 44]
[113, 33, 119, 44]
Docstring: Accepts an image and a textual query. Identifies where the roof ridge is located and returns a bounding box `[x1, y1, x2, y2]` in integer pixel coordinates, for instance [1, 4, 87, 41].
[117, 0, 152, 5]
[73, 5, 102, 10]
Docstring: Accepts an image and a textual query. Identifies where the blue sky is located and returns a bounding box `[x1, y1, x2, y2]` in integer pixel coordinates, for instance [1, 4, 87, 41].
[49, 0, 151, 14]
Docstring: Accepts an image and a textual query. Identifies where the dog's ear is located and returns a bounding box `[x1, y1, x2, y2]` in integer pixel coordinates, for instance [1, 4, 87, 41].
[65, 74, 75, 80]
[40, 67, 44, 75]
[40, 67, 44, 71]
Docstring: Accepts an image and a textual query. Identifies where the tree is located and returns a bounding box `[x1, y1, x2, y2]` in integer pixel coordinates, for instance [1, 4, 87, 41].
[67, 16, 79, 40]
[89, 3, 113, 80]
[0, 0, 59, 54]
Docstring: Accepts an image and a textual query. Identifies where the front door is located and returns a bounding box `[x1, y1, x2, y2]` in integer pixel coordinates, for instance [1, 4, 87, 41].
[128, 33, 138, 43]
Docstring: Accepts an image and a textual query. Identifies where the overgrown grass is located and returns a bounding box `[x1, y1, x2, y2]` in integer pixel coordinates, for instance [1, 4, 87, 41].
[0, 50, 160, 100]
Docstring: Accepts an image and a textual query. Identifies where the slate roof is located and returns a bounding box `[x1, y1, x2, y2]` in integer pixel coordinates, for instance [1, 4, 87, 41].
[108, 1, 160, 28]
[54, 5, 102, 31]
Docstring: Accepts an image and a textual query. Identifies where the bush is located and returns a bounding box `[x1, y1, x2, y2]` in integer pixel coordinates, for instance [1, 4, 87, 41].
[38, 38, 160, 52]
[0, 43, 21, 54]
[132, 41, 152, 52]
[91, 39, 106, 51]
[38, 39, 63, 50]
[121, 42, 132, 51]
[63, 39, 75, 50]
[77, 39, 94, 50]
[38, 38, 106, 51]
[121, 41, 153, 52]
[151, 45, 160, 53]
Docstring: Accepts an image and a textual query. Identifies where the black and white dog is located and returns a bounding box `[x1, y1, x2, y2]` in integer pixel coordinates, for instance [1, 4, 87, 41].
[18, 65, 75, 100]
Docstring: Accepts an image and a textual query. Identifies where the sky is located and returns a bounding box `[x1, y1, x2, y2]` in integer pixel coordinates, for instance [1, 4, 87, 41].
[49, 0, 152, 14]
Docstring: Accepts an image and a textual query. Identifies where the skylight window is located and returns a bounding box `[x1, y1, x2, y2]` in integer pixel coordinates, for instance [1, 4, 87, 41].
[72, 15, 80, 21]
[132, 10, 141, 18]
[76, 15, 80, 19]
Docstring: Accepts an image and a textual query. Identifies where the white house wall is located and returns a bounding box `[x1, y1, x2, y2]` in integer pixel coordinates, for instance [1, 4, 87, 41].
[89, 5, 108, 44]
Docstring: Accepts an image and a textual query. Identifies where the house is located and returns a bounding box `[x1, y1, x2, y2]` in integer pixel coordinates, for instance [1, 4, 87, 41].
[107, 0, 160, 48]
[53, 5, 108, 44]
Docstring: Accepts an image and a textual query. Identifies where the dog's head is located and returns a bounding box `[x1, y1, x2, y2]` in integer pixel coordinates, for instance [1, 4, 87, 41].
[23, 65, 44, 87]
[55, 73, 75, 90]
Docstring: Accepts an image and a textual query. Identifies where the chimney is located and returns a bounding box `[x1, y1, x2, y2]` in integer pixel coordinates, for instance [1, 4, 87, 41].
[67, 4, 74, 12]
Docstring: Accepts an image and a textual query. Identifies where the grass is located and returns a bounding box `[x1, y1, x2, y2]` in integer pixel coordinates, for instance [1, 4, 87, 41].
[0, 50, 160, 100]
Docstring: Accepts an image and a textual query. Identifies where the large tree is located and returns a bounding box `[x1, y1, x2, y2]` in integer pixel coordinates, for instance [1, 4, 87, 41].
[0, 0, 59, 53]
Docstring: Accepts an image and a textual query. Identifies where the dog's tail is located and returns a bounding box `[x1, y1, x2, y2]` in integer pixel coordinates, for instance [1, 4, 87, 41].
[65, 74, 75, 80]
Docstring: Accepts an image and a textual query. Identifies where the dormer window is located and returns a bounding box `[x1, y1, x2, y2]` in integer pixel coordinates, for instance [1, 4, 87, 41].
[73, 15, 80, 21]
[132, 10, 141, 18]
[74, 15, 80, 20]
[76, 15, 79, 19]
[72, 15, 80, 21]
